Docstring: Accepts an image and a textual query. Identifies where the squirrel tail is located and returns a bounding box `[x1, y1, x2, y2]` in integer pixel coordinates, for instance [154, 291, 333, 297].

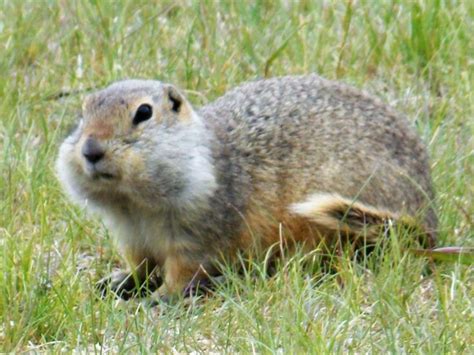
[290, 193, 434, 247]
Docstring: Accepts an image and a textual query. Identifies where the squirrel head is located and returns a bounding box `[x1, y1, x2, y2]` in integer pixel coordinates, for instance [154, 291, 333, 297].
[56, 80, 216, 213]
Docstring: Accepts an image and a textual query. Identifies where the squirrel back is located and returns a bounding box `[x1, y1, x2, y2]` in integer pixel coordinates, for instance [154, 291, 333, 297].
[201, 75, 436, 245]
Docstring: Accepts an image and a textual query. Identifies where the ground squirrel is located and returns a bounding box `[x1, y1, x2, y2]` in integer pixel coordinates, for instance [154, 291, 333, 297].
[56, 74, 437, 300]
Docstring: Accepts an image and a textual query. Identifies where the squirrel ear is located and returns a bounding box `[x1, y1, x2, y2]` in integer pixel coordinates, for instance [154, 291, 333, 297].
[164, 85, 184, 113]
[163, 85, 194, 122]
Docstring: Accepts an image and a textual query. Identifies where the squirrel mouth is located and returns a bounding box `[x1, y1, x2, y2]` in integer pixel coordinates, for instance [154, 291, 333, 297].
[84, 164, 116, 180]
[92, 172, 115, 180]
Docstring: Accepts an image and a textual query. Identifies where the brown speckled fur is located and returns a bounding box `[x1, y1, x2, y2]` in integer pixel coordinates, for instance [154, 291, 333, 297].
[56, 75, 436, 300]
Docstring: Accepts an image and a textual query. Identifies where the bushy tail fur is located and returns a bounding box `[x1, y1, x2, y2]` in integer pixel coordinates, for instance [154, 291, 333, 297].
[290, 193, 434, 247]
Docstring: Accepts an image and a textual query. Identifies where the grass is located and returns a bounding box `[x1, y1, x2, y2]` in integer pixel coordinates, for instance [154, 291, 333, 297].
[0, 0, 473, 352]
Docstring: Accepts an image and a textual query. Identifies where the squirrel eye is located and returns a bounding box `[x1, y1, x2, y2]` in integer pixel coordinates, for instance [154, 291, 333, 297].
[133, 104, 153, 125]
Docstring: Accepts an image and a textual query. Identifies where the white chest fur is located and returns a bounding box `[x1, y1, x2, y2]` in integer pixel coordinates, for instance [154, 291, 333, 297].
[100, 207, 194, 265]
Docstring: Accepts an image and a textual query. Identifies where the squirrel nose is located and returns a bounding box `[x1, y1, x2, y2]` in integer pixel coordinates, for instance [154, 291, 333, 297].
[82, 137, 105, 164]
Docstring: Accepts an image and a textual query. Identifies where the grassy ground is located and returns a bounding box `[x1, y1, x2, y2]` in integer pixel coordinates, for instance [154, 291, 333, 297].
[1, 0, 473, 352]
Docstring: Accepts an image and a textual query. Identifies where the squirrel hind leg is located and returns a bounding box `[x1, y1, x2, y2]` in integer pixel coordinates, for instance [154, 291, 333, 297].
[289, 193, 397, 244]
[290, 192, 435, 248]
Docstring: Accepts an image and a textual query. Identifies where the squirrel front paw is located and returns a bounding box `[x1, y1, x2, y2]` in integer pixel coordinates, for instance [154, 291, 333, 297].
[96, 270, 162, 300]
[145, 275, 225, 307]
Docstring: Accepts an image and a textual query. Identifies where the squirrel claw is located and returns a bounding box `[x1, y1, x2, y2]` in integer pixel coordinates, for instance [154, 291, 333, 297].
[183, 276, 224, 298]
[96, 271, 161, 300]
